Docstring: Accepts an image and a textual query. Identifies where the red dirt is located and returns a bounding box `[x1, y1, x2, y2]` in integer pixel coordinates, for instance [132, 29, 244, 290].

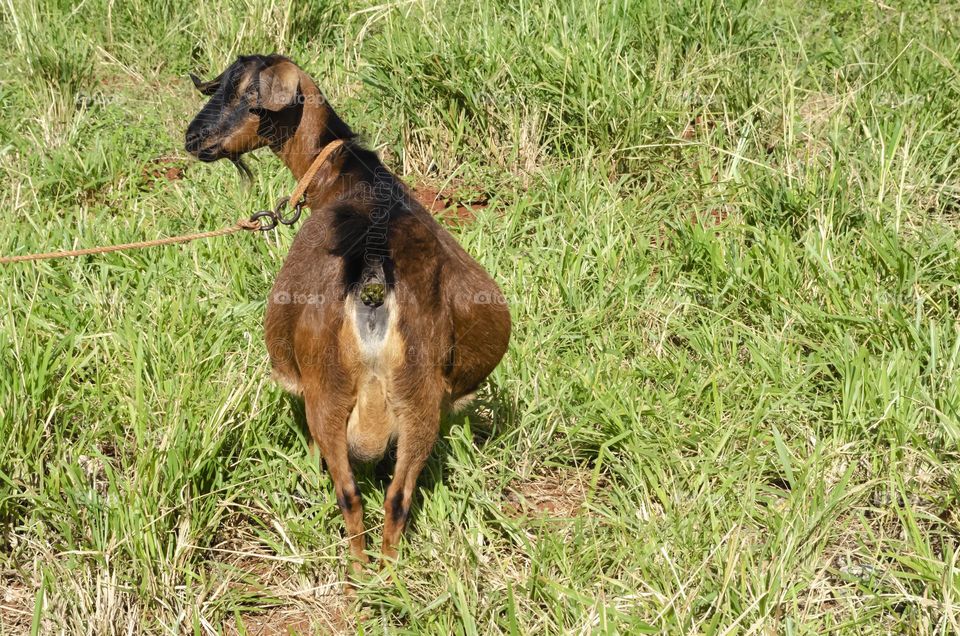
[412, 185, 488, 224]
[141, 156, 186, 186]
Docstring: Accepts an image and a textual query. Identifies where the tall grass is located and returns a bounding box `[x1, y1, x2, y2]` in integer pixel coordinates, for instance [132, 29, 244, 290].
[1, 0, 959, 633]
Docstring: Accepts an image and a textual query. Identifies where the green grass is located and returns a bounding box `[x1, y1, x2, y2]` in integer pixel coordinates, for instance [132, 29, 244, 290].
[2, 0, 960, 632]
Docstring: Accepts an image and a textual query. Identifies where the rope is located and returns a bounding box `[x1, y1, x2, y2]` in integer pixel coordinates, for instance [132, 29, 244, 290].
[0, 139, 345, 265]
[0, 219, 262, 264]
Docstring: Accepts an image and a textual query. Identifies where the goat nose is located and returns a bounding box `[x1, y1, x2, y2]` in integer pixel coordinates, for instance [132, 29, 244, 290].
[185, 129, 206, 152]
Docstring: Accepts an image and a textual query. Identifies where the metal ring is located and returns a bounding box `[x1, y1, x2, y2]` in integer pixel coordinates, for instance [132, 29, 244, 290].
[250, 209, 278, 232]
[247, 195, 305, 233]
[275, 196, 303, 226]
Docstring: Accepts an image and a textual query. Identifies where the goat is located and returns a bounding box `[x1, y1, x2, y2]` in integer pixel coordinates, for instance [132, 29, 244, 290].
[185, 54, 511, 572]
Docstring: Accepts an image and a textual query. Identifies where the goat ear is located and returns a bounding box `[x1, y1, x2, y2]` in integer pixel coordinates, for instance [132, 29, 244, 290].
[256, 62, 300, 111]
[190, 71, 223, 96]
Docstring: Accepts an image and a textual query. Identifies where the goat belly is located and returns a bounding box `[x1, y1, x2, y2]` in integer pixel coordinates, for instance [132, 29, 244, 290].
[343, 294, 402, 462]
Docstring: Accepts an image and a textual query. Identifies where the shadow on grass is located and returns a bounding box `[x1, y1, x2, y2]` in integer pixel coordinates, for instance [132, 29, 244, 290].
[283, 382, 516, 534]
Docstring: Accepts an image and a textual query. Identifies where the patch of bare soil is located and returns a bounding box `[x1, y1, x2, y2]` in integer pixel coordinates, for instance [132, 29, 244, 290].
[213, 558, 353, 635]
[679, 115, 718, 141]
[141, 155, 186, 187]
[412, 185, 489, 224]
[215, 571, 354, 635]
[502, 468, 600, 519]
[0, 575, 32, 634]
[209, 513, 354, 635]
[224, 606, 332, 636]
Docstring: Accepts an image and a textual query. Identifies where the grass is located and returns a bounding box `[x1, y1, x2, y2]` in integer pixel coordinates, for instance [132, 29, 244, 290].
[1, 0, 960, 632]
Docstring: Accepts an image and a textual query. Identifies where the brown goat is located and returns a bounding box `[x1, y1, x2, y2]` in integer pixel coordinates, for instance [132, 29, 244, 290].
[185, 55, 510, 571]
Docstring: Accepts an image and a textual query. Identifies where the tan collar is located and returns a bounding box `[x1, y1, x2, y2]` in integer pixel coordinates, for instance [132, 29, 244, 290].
[288, 138, 346, 207]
